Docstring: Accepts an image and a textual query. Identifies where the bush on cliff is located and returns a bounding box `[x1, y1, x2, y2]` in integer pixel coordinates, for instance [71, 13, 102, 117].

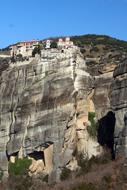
[50, 41, 57, 48]
[32, 45, 41, 57]
[60, 167, 71, 181]
[87, 112, 98, 138]
[8, 157, 32, 176]
[77, 153, 111, 177]
[0, 168, 3, 181]
[72, 183, 97, 190]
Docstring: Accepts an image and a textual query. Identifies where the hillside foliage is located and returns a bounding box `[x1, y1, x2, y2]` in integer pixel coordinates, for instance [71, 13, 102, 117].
[71, 34, 127, 50]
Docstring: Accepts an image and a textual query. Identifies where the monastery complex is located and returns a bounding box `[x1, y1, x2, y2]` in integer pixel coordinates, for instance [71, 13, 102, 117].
[9, 37, 74, 57]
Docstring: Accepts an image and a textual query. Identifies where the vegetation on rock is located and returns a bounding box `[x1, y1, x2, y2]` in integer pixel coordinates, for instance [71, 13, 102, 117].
[0, 168, 3, 181]
[71, 34, 127, 50]
[77, 153, 111, 176]
[50, 41, 57, 48]
[87, 112, 98, 138]
[72, 183, 97, 190]
[8, 157, 32, 176]
[60, 167, 71, 181]
[32, 45, 41, 57]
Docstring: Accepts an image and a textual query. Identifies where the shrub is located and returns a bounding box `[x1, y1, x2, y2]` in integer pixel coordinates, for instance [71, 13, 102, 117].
[87, 112, 98, 138]
[50, 41, 57, 48]
[43, 174, 49, 183]
[80, 48, 86, 54]
[32, 45, 41, 57]
[102, 175, 112, 184]
[0, 168, 3, 181]
[8, 157, 32, 176]
[11, 56, 16, 63]
[88, 112, 95, 122]
[72, 148, 78, 157]
[77, 155, 99, 174]
[72, 183, 97, 190]
[89, 153, 111, 165]
[60, 167, 71, 181]
[8, 174, 32, 190]
[16, 54, 23, 61]
[90, 47, 99, 52]
[77, 154, 95, 175]
[77, 154, 111, 176]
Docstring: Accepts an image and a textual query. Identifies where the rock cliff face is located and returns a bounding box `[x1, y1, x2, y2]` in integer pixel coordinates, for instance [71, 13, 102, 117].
[0, 48, 100, 181]
[110, 60, 127, 156]
[111, 60, 127, 133]
[71, 35, 127, 158]
[1, 35, 127, 182]
[70, 35, 127, 120]
[85, 51, 117, 119]
[93, 72, 113, 119]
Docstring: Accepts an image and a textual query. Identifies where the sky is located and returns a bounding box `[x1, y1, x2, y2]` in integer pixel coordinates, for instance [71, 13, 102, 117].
[0, 0, 127, 48]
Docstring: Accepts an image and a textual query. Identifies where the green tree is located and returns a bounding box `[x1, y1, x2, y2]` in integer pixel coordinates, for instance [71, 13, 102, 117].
[32, 45, 41, 57]
[11, 52, 16, 63]
[16, 53, 23, 61]
[87, 112, 98, 138]
[50, 41, 57, 48]
[8, 158, 32, 176]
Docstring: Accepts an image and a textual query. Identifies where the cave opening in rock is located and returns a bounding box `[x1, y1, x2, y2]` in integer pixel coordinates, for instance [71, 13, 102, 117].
[28, 151, 45, 164]
[97, 111, 116, 160]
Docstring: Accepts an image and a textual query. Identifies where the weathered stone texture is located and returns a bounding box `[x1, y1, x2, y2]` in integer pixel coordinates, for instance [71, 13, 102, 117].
[93, 72, 113, 119]
[110, 60, 127, 135]
[0, 48, 100, 180]
[108, 60, 127, 157]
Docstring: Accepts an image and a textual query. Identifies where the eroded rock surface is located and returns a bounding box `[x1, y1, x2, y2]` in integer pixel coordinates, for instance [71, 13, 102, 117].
[0, 48, 100, 181]
[109, 60, 127, 156]
[93, 72, 113, 119]
[110, 60, 127, 134]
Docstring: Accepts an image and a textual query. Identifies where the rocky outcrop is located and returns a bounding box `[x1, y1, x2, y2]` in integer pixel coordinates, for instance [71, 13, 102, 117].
[0, 58, 9, 75]
[70, 35, 127, 121]
[109, 60, 127, 156]
[0, 47, 101, 181]
[93, 72, 113, 119]
[86, 57, 117, 119]
[110, 60, 127, 134]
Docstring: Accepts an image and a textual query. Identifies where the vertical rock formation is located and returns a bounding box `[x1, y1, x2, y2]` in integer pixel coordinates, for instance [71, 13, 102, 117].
[0, 47, 101, 181]
[110, 60, 127, 155]
[110, 60, 127, 133]
[93, 72, 113, 119]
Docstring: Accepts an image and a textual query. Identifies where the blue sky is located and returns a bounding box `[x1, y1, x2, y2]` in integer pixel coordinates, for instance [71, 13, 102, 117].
[0, 0, 127, 48]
